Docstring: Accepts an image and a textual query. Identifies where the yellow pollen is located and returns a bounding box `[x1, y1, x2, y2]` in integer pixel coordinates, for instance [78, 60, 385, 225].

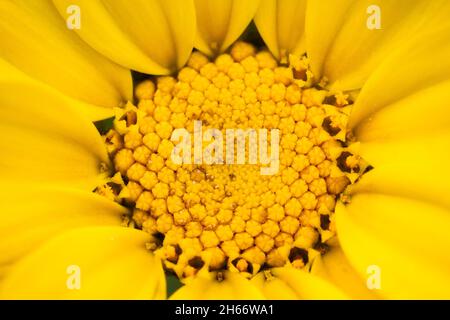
[98, 41, 366, 279]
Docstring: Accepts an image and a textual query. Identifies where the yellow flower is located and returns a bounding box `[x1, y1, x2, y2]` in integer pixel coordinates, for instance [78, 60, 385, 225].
[1, 0, 450, 300]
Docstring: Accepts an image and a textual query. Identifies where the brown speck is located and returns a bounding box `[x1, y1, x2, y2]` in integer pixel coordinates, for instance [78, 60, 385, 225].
[188, 256, 205, 269]
[259, 263, 271, 271]
[314, 242, 330, 255]
[216, 271, 225, 282]
[106, 182, 122, 195]
[320, 214, 331, 230]
[174, 244, 182, 255]
[152, 232, 165, 247]
[336, 151, 353, 173]
[120, 110, 137, 127]
[323, 95, 337, 106]
[167, 244, 182, 264]
[293, 68, 307, 81]
[313, 83, 324, 90]
[363, 165, 374, 174]
[288, 247, 309, 264]
[105, 130, 123, 146]
[322, 116, 341, 136]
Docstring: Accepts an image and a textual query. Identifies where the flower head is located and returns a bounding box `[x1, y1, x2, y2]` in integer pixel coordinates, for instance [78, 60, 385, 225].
[1, 0, 450, 300]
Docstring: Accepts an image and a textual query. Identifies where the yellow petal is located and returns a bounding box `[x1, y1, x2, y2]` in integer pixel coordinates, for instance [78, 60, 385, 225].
[310, 245, 379, 299]
[354, 81, 450, 142]
[307, 0, 450, 91]
[305, 0, 355, 79]
[252, 267, 348, 300]
[170, 272, 264, 299]
[344, 194, 450, 268]
[336, 196, 450, 299]
[0, 226, 165, 299]
[0, 0, 132, 113]
[254, 0, 306, 60]
[0, 81, 110, 190]
[0, 185, 126, 276]
[352, 132, 450, 210]
[349, 26, 450, 130]
[195, 0, 261, 56]
[251, 272, 299, 299]
[0, 57, 115, 121]
[52, 0, 196, 74]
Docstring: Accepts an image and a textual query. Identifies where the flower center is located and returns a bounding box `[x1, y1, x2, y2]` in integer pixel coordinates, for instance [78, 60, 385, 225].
[97, 42, 364, 279]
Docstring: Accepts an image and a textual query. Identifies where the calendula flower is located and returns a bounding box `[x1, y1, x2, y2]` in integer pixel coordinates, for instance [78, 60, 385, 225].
[0, 0, 449, 300]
